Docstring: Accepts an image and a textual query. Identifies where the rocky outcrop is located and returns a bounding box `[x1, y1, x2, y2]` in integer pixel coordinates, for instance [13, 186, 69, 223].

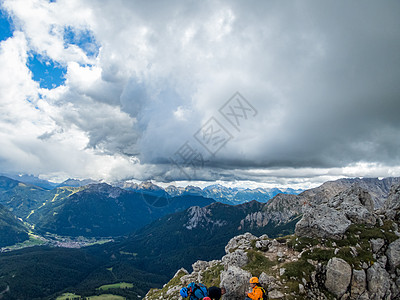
[220, 266, 251, 300]
[351, 269, 367, 299]
[383, 183, 400, 220]
[295, 187, 379, 239]
[325, 257, 352, 298]
[386, 238, 400, 271]
[224, 232, 257, 253]
[328, 186, 376, 225]
[239, 178, 400, 233]
[185, 206, 227, 230]
[367, 263, 392, 299]
[295, 204, 352, 239]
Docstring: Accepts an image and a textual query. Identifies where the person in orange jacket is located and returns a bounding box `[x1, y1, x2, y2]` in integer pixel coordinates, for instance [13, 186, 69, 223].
[245, 277, 267, 300]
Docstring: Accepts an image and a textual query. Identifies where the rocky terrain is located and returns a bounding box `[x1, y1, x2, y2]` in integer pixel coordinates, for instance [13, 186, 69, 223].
[144, 182, 400, 300]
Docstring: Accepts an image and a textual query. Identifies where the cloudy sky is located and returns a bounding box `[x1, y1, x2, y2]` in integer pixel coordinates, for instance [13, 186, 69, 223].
[0, 0, 400, 189]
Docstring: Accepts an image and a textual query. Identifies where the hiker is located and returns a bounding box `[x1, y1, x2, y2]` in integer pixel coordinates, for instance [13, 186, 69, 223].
[245, 277, 267, 300]
[208, 286, 226, 300]
[180, 282, 208, 299]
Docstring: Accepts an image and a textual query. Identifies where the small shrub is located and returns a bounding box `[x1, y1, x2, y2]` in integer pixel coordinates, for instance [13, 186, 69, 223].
[291, 236, 319, 252]
[302, 248, 334, 262]
[282, 260, 315, 281]
[243, 250, 277, 277]
[202, 264, 224, 287]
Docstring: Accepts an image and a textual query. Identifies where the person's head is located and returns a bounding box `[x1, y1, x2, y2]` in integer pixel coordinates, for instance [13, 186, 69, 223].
[180, 287, 188, 297]
[221, 287, 226, 295]
[249, 277, 259, 288]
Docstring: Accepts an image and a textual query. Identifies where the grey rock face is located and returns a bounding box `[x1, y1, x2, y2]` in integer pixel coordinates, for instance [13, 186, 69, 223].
[295, 186, 381, 239]
[295, 204, 351, 239]
[259, 272, 280, 291]
[325, 257, 352, 298]
[268, 289, 284, 299]
[255, 239, 271, 251]
[367, 263, 392, 300]
[184, 206, 228, 230]
[351, 269, 366, 299]
[386, 238, 400, 271]
[329, 186, 376, 225]
[192, 260, 220, 273]
[222, 249, 248, 269]
[220, 266, 252, 300]
[370, 238, 385, 253]
[384, 183, 400, 219]
[224, 232, 257, 254]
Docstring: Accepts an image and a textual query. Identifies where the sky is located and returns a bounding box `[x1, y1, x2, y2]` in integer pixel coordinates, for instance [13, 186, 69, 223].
[0, 0, 400, 189]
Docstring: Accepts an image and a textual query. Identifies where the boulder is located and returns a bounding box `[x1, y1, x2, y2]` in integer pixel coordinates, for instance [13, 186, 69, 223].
[367, 263, 391, 300]
[350, 269, 366, 299]
[268, 290, 285, 299]
[295, 204, 351, 239]
[255, 239, 271, 251]
[370, 238, 385, 253]
[222, 249, 248, 269]
[325, 257, 352, 298]
[259, 272, 280, 291]
[192, 260, 210, 272]
[386, 238, 400, 271]
[224, 232, 257, 253]
[220, 266, 252, 300]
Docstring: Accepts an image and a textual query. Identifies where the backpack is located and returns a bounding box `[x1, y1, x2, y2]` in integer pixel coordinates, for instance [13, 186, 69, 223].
[255, 286, 268, 300]
[187, 282, 208, 299]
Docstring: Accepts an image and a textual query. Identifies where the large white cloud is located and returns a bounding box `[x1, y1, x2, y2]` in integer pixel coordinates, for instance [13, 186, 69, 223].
[1, 0, 400, 186]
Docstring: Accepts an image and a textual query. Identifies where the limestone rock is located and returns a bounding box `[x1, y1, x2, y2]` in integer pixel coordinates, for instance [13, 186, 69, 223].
[295, 204, 351, 239]
[220, 266, 252, 300]
[222, 249, 248, 269]
[386, 238, 400, 271]
[259, 272, 280, 291]
[329, 186, 376, 225]
[325, 257, 352, 298]
[350, 269, 366, 299]
[383, 183, 400, 220]
[192, 260, 210, 272]
[367, 263, 391, 300]
[269, 289, 284, 299]
[370, 238, 385, 253]
[255, 239, 271, 251]
[224, 232, 257, 254]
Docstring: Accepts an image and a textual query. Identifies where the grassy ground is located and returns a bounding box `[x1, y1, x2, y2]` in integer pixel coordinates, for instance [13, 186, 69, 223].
[56, 293, 126, 300]
[97, 282, 134, 291]
[88, 295, 125, 300]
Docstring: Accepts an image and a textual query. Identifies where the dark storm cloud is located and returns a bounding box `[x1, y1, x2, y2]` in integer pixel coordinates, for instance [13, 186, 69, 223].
[1, 0, 400, 183]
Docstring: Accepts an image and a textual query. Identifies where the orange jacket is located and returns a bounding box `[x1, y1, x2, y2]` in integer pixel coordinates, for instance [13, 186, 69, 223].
[247, 286, 264, 299]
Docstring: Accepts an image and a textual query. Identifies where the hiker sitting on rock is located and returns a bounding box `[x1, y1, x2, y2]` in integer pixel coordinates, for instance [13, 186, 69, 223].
[245, 277, 267, 300]
[180, 282, 208, 299]
[208, 286, 226, 300]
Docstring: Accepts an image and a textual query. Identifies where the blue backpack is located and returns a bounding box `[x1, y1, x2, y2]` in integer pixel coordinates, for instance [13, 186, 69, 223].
[187, 282, 208, 299]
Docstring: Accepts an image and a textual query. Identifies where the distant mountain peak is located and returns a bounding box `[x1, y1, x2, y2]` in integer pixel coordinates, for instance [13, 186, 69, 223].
[57, 178, 98, 188]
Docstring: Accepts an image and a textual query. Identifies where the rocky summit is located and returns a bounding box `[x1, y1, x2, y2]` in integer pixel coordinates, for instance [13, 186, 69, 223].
[144, 183, 400, 300]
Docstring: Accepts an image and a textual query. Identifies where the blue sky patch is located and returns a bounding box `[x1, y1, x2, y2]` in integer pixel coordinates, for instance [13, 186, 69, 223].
[28, 53, 66, 89]
[0, 9, 13, 42]
[63, 26, 100, 57]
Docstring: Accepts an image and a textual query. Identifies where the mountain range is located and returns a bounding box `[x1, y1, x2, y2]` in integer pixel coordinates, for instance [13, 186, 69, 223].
[117, 181, 303, 205]
[0, 176, 215, 238]
[2, 173, 305, 204]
